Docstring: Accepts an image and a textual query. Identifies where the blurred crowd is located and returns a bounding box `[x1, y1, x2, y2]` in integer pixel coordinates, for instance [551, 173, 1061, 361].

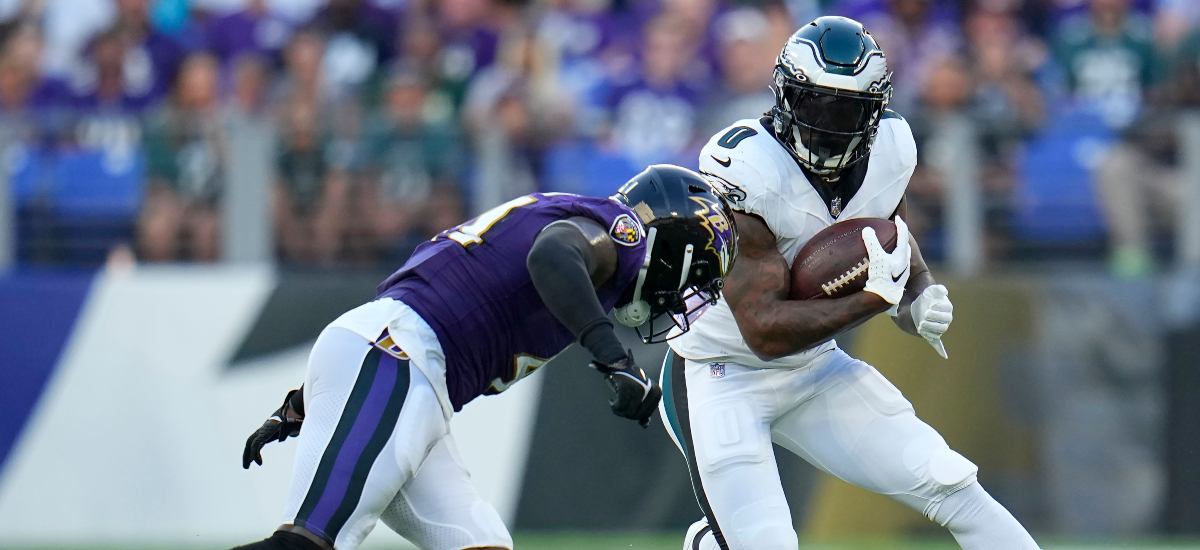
[3, 0, 1200, 272]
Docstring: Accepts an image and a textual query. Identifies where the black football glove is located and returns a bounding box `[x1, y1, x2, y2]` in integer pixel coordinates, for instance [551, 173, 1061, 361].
[590, 353, 661, 428]
[243, 388, 305, 469]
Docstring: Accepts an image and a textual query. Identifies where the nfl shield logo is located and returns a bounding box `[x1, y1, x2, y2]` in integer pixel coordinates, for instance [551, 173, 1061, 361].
[830, 197, 842, 218]
[710, 363, 725, 378]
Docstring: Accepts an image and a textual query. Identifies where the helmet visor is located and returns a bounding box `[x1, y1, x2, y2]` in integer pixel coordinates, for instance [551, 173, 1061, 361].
[778, 83, 885, 171]
[782, 85, 876, 133]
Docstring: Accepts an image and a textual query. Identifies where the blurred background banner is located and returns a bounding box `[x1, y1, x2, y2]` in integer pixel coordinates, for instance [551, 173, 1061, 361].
[4, 270, 1200, 547]
[2, 0, 1200, 547]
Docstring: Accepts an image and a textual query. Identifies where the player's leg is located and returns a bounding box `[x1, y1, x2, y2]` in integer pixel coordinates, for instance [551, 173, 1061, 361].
[770, 349, 1040, 550]
[379, 433, 512, 550]
[268, 326, 448, 550]
[660, 350, 796, 550]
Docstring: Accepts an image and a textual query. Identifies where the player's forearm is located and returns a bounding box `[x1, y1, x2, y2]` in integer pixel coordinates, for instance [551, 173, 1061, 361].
[737, 292, 891, 361]
[892, 235, 933, 337]
[527, 226, 627, 364]
[892, 269, 933, 336]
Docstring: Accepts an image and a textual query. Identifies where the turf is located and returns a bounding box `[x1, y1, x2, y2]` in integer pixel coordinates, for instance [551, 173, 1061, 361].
[8, 536, 1200, 550]
[509, 535, 1200, 550]
[505, 534, 1200, 550]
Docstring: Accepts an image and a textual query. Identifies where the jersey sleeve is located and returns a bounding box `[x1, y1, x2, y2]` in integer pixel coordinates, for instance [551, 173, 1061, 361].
[863, 116, 917, 217]
[560, 196, 648, 292]
[698, 123, 788, 239]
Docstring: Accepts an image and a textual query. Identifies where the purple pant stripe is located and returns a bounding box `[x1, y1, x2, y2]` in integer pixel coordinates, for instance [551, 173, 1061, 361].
[305, 353, 399, 534]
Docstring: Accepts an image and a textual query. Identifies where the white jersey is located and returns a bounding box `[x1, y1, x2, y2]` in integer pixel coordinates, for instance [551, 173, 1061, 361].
[669, 115, 917, 368]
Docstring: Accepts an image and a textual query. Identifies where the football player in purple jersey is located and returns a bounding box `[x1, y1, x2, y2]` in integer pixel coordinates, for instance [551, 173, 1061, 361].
[230, 165, 737, 550]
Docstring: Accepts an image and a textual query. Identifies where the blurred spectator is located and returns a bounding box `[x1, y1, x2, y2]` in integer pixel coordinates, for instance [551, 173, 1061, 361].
[203, 0, 293, 67]
[138, 53, 226, 262]
[67, 28, 149, 156]
[1055, 0, 1168, 277]
[1090, 9, 1198, 278]
[224, 54, 271, 118]
[603, 13, 705, 168]
[903, 55, 973, 243]
[464, 28, 571, 212]
[1177, 25, 1200, 109]
[273, 28, 325, 107]
[68, 28, 150, 114]
[698, 8, 776, 140]
[0, 23, 66, 115]
[839, 0, 964, 114]
[361, 65, 465, 260]
[105, 0, 187, 106]
[1054, 0, 1158, 129]
[274, 96, 348, 264]
[1153, 0, 1200, 50]
[38, 0, 115, 78]
[309, 0, 398, 99]
[968, 10, 1046, 145]
[536, 0, 635, 136]
[967, 8, 1047, 259]
[435, 0, 504, 108]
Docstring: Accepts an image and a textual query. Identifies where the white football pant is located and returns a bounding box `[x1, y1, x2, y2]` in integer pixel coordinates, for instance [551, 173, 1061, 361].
[660, 348, 1040, 550]
[280, 300, 513, 550]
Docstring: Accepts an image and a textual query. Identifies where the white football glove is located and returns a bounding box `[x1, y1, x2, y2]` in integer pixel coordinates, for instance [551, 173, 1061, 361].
[911, 284, 952, 359]
[862, 216, 912, 306]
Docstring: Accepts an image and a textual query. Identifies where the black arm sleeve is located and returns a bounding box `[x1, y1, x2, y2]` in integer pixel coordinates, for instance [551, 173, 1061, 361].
[527, 223, 628, 365]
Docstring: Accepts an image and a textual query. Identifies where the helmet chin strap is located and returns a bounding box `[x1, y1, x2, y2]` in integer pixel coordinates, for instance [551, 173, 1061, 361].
[614, 227, 657, 327]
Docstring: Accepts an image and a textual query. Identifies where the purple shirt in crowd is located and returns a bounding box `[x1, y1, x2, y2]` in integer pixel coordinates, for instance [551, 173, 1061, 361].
[204, 9, 293, 63]
[376, 193, 646, 411]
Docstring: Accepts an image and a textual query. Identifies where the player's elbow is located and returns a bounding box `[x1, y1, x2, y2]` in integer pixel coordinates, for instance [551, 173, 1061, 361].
[740, 326, 789, 362]
[526, 237, 565, 278]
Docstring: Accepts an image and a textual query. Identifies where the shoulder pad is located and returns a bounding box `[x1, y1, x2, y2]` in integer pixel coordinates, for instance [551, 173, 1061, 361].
[876, 116, 917, 171]
[699, 120, 786, 218]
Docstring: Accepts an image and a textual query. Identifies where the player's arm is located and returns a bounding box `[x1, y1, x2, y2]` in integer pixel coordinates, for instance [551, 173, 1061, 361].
[242, 386, 305, 469]
[725, 212, 905, 361]
[527, 217, 660, 426]
[888, 198, 953, 358]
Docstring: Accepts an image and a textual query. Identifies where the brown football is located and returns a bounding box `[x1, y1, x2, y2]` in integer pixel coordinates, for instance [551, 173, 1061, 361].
[790, 218, 898, 300]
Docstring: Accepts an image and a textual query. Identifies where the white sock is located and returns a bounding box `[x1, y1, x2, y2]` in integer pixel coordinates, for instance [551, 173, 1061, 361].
[931, 482, 1041, 550]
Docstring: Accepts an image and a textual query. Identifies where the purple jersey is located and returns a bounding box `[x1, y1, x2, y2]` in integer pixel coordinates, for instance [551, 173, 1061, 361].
[377, 193, 647, 411]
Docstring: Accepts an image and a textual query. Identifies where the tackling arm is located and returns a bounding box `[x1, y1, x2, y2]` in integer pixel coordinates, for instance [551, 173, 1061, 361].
[725, 212, 893, 361]
[527, 217, 626, 364]
[527, 217, 660, 426]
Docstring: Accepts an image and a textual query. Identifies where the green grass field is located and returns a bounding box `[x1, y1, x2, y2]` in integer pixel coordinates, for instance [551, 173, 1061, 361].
[11, 535, 1200, 550]
[508, 535, 1200, 550]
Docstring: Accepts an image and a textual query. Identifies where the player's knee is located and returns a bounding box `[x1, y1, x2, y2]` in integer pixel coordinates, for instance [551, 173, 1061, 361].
[229, 530, 327, 550]
[904, 435, 977, 494]
[726, 501, 796, 550]
[927, 447, 977, 488]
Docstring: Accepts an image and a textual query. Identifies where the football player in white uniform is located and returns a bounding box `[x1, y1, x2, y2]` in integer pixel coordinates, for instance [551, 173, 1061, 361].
[661, 17, 1042, 550]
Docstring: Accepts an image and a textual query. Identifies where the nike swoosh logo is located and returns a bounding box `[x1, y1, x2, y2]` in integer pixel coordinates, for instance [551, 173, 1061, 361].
[711, 155, 732, 167]
[892, 265, 909, 283]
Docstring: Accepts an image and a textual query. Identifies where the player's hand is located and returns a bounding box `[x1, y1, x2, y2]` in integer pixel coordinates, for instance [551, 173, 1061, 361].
[911, 284, 952, 359]
[862, 216, 912, 305]
[243, 389, 304, 469]
[590, 354, 662, 428]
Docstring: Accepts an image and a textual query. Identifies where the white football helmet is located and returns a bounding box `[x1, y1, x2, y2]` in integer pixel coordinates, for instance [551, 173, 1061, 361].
[770, 16, 892, 179]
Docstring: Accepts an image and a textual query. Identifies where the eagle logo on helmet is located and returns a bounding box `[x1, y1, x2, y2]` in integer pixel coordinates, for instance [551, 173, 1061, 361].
[609, 214, 643, 246]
